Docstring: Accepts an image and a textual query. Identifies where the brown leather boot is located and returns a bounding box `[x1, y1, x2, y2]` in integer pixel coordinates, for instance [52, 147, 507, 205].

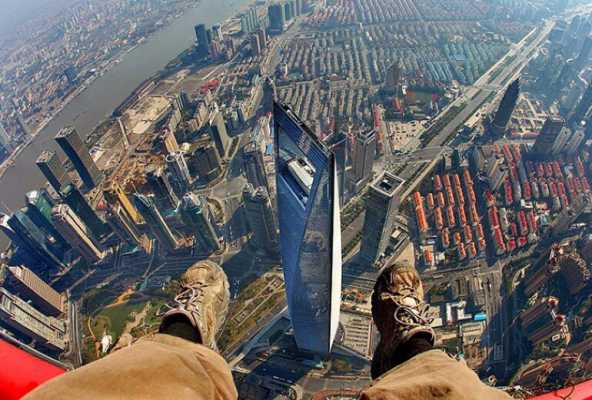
[159, 260, 230, 351]
[371, 264, 436, 378]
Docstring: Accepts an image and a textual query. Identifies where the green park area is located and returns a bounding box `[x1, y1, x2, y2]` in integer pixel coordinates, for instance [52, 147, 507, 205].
[89, 300, 147, 340]
[81, 284, 177, 362]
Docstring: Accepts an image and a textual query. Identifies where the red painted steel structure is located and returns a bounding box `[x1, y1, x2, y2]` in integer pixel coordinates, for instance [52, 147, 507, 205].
[0, 339, 65, 399]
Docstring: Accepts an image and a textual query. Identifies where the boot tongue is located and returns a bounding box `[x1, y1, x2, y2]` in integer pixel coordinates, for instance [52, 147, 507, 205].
[400, 295, 419, 308]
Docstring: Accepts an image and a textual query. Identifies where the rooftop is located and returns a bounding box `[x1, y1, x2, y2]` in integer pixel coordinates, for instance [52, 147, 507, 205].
[372, 172, 405, 196]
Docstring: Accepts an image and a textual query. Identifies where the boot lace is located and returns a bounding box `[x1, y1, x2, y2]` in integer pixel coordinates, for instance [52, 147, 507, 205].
[393, 296, 433, 328]
[173, 284, 206, 316]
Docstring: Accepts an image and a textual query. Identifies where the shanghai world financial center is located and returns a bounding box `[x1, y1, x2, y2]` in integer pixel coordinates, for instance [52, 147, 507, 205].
[274, 102, 341, 355]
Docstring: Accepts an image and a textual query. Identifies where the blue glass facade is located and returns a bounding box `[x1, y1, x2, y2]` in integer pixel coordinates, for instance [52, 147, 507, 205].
[274, 102, 341, 355]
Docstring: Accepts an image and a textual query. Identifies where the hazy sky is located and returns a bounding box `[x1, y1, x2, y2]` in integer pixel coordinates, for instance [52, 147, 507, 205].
[0, 0, 76, 37]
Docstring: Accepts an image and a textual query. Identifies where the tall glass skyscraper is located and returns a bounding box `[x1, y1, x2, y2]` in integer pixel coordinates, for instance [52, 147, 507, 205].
[55, 126, 102, 190]
[274, 102, 341, 355]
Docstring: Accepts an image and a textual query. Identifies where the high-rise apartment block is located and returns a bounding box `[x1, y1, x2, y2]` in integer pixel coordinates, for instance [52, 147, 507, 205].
[250, 34, 262, 55]
[207, 111, 231, 159]
[564, 127, 586, 154]
[52, 204, 105, 264]
[359, 172, 405, 263]
[36, 151, 72, 194]
[55, 126, 102, 190]
[240, 6, 259, 34]
[243, 184, 278, 251]
[1, 265, 65, 317]
[0, 288, 66, 352]
[520, 296, 567, 346]
[242, 141, 269, 190]
[532, 116, 566, 156]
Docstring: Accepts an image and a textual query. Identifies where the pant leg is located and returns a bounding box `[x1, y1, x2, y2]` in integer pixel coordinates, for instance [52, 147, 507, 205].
[360, 350, 512, 400]
[24, 334, 238, 400]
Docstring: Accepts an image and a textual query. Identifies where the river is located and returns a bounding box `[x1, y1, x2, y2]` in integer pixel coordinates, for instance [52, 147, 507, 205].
[0, 0, 253, 245]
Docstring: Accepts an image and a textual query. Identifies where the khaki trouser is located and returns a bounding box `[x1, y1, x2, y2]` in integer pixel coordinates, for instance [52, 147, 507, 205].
[25, 336, 510, 400]
[361, 350, 512, 400]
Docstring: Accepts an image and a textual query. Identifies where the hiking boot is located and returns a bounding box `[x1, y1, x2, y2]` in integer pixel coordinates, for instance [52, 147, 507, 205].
[159, 260, 230, 351]
[371, 264, 435, 378]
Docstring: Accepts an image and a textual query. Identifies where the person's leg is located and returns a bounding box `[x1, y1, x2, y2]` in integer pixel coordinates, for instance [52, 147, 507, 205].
[24, 260, 237, 400]
[362, 263, 511, 400]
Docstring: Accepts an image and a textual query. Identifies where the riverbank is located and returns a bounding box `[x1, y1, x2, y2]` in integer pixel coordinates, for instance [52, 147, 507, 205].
[0, 2, 203, 180]
[0, 0, 255, 229]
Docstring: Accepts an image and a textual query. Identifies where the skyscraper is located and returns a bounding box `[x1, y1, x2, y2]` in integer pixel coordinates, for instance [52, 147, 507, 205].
[532, 116, 566, 156]
[274, 102, 341, 354]
[550, 125, 572, 155]
[250, 34, 261, 55]
[324, 132, 347, 207]
[262, 77, 277, 115]
[188, 139, 222, 183]
[351, 128, 376, 192]
[3, 211, 66, 275]
[133, 194, 179, 253]
[52, 204, 105, 264]
[0, 288, 66, 352]
[166, 151, 192, 197]
[569, 83, 592, 128]
[145, 165, 179, 212]
[207, 111, 231, 159]
[240, 6, 259, 33]
[159, 129, 180, 154]
[180, 193, 220, 253]
[61, 184, 111, 238]
[564, 126, 586, 154]
[257, 28, 268, 49]
[242, 184, 278, 251]
[105, 205, 151, 253]
[268, 3, 286, 33]
[24, 190, 70, 257]
[36, 151, 72, 194]
[195, 24, 210, 55]
[1, 265, 65, 317]
[359, 172, 405, 263]
[491, 79, 520, 137]
[242, 141, 269, 190]
[103, 180, 142, 225]
[211, 24, 224, 42]
[55, 126, 102, 190]
[0, 215, 42, 270]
